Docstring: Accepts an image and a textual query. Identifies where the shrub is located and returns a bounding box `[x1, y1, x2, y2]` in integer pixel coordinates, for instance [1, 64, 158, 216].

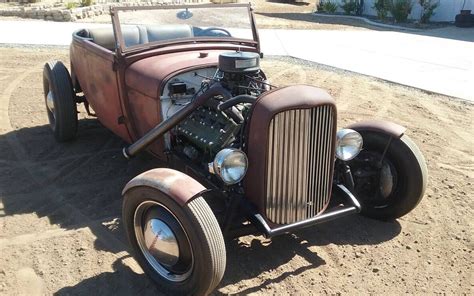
[418, 0, 439, 23]
[81, 0, 94, 7]
[322, 0, 338, 13]
[66, 2, 78, 9]
[340, 0, 358, 15]
[316, 0, 325, 12]
[373, 0, 391, 20]
[390, 0, 413, 22]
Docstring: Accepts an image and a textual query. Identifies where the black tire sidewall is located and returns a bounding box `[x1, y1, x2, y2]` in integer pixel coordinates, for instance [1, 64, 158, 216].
[43, 61, 77, 142]
[122, 186, 217, 296]
[355, 132, 426, 220]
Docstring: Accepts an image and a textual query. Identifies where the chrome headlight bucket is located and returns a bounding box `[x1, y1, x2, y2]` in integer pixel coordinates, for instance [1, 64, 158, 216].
[336, 129, 363, 161]
[211, 148, 248, 185]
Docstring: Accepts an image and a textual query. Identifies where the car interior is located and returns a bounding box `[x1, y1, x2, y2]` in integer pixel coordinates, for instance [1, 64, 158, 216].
[74, 24, 229, 51]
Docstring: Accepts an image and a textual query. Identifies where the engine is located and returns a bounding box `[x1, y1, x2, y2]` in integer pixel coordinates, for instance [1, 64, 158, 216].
[161, 51, 269, 172]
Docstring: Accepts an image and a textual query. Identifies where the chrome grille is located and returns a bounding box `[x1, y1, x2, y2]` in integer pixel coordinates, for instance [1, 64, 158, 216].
[265, 105, 335, 224]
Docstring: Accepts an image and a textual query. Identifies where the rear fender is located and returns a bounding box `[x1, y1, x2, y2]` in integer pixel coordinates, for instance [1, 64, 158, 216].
[122, 168, 208, 206]
[347, 120, 406, 139]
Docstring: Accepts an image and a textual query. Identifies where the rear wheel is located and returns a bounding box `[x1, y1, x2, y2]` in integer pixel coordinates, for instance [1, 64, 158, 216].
[43, 61, 77, 142]
[123, 186, 226, 295]
[348, 133, 427, 220]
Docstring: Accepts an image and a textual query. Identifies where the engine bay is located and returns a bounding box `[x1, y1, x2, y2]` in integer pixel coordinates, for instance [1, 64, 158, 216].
[159, 52, 270, 177]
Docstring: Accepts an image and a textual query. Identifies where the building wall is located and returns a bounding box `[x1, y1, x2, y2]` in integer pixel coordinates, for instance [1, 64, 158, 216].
[332, 0, 473, 22]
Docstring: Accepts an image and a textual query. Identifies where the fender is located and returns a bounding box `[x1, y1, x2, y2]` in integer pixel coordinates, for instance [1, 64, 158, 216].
[347, 120, 406, 139]
[122, 168, 208, 206]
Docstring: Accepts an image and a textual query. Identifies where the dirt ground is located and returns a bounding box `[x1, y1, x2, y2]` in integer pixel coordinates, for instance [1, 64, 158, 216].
[0, 47, 472, 295]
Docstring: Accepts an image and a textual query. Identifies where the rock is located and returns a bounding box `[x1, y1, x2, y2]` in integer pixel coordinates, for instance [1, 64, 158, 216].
[53, 14, 63, 21]
[372, 268, 380, 273]
[62, 11, 72, 21]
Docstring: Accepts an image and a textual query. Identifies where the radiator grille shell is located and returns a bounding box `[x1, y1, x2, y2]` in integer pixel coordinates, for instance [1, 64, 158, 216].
[265, 105, 336, 224]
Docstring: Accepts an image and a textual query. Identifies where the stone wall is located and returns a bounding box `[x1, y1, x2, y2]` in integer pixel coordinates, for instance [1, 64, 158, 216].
[0, 0, 209, 22]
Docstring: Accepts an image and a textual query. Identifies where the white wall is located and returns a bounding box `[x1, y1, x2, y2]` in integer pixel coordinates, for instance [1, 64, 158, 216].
[332, 0, 474, 22]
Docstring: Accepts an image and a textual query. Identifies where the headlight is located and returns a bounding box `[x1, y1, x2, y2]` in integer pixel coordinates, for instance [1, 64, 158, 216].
[336, 129, 363, 161]
[211, 148, 248, 185]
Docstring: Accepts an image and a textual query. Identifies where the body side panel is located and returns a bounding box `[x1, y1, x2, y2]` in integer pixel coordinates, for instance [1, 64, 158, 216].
[70, 39, 132, 142]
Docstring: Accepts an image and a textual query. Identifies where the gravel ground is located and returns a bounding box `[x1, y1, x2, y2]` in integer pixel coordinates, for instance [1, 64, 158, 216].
[0, 46, 472, 295]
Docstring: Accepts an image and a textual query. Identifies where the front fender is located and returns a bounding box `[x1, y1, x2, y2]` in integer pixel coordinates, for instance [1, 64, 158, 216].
[347, 120, 406, 139]
[122, 168, 208, 207]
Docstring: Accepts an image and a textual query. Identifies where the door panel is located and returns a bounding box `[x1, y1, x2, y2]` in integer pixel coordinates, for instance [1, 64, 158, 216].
[70, 41, 132, 143]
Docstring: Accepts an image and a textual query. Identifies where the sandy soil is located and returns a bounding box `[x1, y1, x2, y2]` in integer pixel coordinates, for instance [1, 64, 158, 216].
[0, 47, 472, 295]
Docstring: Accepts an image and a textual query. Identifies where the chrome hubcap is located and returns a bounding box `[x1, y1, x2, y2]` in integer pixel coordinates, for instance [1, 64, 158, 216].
[46, 90, 55, 115]
[134, 201, 193, 282]
[143, 218, 179, 267]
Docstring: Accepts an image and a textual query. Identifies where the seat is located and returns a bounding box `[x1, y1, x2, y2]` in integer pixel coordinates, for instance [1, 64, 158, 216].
[75, 24, 194, 51]
[144, 24, 194, 43]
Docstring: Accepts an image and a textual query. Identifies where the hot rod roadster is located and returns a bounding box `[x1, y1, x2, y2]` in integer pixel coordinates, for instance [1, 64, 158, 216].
[42, 3, 427, 295]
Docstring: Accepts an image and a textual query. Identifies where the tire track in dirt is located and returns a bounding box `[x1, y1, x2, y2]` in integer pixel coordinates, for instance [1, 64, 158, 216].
[0, 67, 141, 274]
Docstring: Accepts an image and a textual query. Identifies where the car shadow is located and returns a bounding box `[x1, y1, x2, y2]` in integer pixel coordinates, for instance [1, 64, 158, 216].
[0, 120, 400, 295]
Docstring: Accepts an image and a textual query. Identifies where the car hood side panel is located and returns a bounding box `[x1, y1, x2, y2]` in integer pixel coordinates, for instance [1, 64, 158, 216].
[125, 50, 224, 98]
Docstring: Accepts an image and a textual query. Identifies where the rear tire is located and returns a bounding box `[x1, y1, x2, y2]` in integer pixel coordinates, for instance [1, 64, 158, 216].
[348, 133, 427, 220]
[43, 61, 78, 142]
[123, 186, 226, 296]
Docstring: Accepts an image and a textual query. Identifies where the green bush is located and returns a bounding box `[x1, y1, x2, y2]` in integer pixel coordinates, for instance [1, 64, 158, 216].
[322, 1, 338, 13]
[340, 0, 358, 15]
[66, 2, 78, 9]
[373, 0, 391, 20]
[81, 0, 94, 7]
[390, 0, 413, 22]
[317, 0, 338, 13]
[418, 0, 439, 23]
[316, 0, 325, 12]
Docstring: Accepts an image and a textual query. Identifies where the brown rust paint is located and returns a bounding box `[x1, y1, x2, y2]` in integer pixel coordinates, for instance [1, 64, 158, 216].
[244, 85, 338, 219]
[122, 168, 207, 206]
[124, 50, 222, 98]
[71, 33, 253, 156]
[70, 38, 132, 143]
[347, 120, 406, 138]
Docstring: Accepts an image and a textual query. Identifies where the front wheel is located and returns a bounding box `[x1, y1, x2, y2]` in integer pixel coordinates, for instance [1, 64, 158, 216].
[123, 186, 226, 296]
[348, 133, 428, 220]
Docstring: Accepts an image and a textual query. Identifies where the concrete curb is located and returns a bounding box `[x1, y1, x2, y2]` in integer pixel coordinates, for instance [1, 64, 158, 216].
[313, 12, 422, 32]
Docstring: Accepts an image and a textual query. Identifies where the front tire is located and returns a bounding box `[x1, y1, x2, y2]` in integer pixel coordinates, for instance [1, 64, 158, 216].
[43, 61, 78, 142]
[123, 186, 226, 296]
[348, 133, 428, 220]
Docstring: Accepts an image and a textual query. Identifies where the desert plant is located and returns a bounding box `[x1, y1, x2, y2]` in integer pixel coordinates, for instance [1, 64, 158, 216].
[322, 0, 338, 13]
[340, 0, 358, 15]
[390, 0, 413, 22]
[316, 0, 325, 12]
[81, 0, 94, 7]
[418, 0, 439, 23]
[66, 2, 78, 9]
[373, 0, 391, 20]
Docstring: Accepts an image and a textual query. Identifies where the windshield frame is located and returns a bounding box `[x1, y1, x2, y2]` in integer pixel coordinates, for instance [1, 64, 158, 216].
[110, 3, 259, 56]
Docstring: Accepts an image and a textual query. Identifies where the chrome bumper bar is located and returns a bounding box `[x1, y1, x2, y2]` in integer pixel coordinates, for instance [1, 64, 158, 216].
[251, 184, 361, 238]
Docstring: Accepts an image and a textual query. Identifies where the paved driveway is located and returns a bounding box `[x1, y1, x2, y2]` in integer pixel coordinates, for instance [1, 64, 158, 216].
[1, 20, 472, 100]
